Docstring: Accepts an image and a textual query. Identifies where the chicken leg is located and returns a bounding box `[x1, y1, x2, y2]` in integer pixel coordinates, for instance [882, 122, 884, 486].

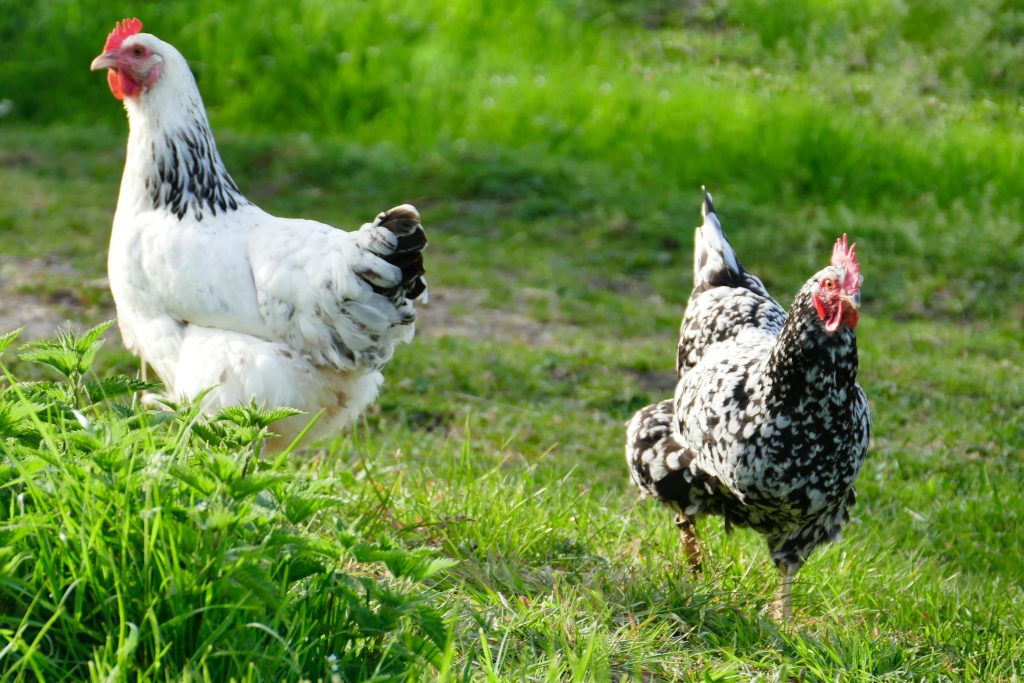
[674, 512, 703, 574]
[774, 562, 798, 619]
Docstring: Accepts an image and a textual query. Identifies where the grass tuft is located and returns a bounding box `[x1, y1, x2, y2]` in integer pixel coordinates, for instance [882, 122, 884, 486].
[0, 326, 451, 681]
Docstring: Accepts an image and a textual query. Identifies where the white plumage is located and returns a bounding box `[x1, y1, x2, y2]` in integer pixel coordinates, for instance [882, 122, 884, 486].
[92, 20, 427, 445]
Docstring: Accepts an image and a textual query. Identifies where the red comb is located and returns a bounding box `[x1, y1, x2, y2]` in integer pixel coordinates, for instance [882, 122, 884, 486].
[103, 18, 143, 52]
[831, 233, 860, 278]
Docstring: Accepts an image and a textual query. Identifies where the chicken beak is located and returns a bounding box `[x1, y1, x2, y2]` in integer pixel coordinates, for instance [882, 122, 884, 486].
[90, 51, 119, 71]
[840, 292, 861, 330]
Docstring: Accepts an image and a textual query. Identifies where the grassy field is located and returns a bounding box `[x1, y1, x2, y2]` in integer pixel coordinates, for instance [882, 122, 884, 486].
[1, 0, 1023, 680]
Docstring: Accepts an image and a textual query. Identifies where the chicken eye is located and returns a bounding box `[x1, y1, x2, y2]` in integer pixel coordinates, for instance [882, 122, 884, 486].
[132, 46, 146, 57]
[822, 278, 836, 290]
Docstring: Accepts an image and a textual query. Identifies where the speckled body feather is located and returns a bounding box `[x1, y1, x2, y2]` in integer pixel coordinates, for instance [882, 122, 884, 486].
[627, 190, 869, 599]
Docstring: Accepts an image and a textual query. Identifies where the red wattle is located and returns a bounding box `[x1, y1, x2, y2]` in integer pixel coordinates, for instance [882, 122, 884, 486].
[107, 69, 141, 100]
[824, 306, 843, 333]
[843, 305, 860, 331]
[107, 69, 124, 100]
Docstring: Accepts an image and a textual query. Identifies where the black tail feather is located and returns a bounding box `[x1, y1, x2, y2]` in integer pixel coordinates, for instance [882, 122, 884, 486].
[392, 226, 427, 254]
[374, 204, 427, 299]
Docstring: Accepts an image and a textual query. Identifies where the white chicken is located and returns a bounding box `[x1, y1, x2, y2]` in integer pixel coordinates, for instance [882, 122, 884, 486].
[91, 18, 427, 445]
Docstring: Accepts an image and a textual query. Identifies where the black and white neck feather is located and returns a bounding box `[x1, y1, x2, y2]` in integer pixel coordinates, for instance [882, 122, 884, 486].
[119, 35, 248, 222]
[765, 284, 859, 411]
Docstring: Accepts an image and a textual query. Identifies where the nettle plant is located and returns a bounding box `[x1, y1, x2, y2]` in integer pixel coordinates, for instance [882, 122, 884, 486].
[0, 322, 452, 681]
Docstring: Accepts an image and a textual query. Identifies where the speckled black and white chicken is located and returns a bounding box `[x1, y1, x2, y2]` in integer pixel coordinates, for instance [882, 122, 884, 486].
[626, 189, 870, 617]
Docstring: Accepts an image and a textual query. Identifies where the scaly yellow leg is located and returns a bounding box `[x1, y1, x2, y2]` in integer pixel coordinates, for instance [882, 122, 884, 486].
[674, 513, 703, 574]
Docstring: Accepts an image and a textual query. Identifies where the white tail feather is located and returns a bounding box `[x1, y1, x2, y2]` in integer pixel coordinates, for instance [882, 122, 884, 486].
[693, 187, 742, 288]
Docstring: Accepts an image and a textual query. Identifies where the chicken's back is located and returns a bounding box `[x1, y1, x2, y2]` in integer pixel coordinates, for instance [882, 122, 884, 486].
[676, 286, 785, 376]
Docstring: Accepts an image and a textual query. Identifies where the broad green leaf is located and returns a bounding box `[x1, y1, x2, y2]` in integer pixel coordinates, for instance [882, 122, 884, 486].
[228, 472, 292, 499]
[278, 555, 325, 583]
[78, 319, 116, 352]
[209, 451, 243, 482]
[228, 561, 280, 610]
[351, 544, 457, 581]
[168, 464, 217, 495]
[84, 377, 160, 403]
[19, 345, 80, 378]
[283, 493, 347, 525]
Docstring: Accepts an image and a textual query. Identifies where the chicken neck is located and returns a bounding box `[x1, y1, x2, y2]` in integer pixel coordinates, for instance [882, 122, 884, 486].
[118, 80, 248, 222]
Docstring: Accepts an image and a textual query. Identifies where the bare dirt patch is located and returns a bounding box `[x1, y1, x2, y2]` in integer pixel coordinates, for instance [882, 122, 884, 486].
[416, 286, 576, 345]
[0, 257, 112, 339]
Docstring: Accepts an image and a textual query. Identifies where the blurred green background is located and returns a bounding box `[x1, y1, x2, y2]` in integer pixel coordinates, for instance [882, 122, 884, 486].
[2, 0, 1023, 324]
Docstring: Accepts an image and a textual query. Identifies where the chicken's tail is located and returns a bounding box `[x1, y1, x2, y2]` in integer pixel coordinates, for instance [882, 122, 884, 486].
[692, 187, 747, 291]
[692, 187, 774, 299]
[363, 204, 428, 302]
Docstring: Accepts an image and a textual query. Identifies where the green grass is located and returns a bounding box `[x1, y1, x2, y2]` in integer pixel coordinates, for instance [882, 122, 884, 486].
[0, 325, 454, 681]
[1, 0, 1023, 680]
